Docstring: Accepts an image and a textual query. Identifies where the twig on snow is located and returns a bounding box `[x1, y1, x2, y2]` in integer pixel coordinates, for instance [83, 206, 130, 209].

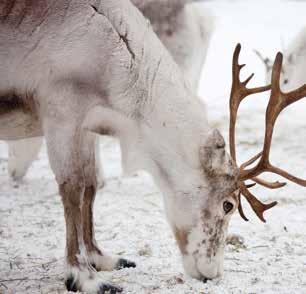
[0, 282, 8, 289]
[0, 277, 28, 283]
[226, 269, 251, 274]
[249, 245, 269, 249]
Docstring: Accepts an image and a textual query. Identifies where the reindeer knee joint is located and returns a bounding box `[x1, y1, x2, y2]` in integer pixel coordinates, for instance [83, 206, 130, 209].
[59, 180, 85, 207]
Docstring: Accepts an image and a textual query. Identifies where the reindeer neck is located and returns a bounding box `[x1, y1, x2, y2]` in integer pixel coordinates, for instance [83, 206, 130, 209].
[108, 55, 209, 182]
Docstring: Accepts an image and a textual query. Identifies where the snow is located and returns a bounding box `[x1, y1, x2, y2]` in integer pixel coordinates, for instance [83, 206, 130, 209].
[1, 1, 306, 293]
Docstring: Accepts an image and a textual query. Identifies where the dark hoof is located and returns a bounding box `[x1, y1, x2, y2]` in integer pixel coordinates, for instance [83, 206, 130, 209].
[65, 275, 78, 292]
[99, 283, 123, 294]
[202, 276, 211, 283]
[91, 263, 97, 270]
[116, 258, 136, 270]
[65, 275, 122, 294]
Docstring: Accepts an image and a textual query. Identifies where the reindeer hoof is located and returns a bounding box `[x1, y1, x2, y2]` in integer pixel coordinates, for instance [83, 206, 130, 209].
[8, 167, 26, 182]
[65, 272, 122, 293]
[98, 284, 123, 294]
[116, 258, 136, 270]
[65, 275, 78, 292]
[97, 178, 105, 190]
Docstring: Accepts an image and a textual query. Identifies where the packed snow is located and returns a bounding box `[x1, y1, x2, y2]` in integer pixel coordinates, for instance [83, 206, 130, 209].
[1, 1, 306, 293]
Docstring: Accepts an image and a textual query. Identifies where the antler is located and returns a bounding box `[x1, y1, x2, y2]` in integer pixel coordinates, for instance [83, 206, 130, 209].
[229, 44, 271, 161]
[230, 43, 306, 222]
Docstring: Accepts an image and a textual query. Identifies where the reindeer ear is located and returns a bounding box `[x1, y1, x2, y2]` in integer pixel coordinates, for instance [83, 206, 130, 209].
[200, 129, 225, 173]
[200, 129, 237, 178]
[205, 129, 225, 149]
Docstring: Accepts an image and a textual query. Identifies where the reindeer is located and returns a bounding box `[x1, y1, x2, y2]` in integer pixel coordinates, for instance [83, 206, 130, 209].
[255, 26, 306, 90]
[5, 0, 214, 184]
[131, 0, 215, 89]
[1, 0, 306, 293]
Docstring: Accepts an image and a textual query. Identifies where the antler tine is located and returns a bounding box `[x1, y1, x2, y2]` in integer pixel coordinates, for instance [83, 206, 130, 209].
[237, 191, 249, 221]
[239, 153, 286, 189]
[242, 73, 254, 86]
[239, 151, 286, 189]
[240, 151, 263, 170]
[252, 177, 286, 189]
[240, 52, 306, 186]
[239, 183, 278, 222]
[229, 44, 271, 162]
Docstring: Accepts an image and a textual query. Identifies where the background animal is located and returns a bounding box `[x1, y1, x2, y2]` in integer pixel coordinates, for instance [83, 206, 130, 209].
[255, 26, 306, 91]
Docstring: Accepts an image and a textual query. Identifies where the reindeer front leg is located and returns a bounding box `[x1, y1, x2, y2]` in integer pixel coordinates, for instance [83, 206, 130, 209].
[81, 132, 136, 272]
[82, 175, 136, 272]
[44, 118, 123, 294]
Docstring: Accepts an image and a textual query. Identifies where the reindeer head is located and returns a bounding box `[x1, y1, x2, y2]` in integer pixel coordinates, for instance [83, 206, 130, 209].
[278, 53, 305, 91]
[169, 44, 306, 281]
[169, 128, 239, 280]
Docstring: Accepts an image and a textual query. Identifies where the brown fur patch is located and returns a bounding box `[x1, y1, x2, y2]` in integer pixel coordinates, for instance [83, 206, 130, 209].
[59, 181, 83, 266]
[174, 227, 188, 255]
[82, 185, 102, 254]
[95, 126, 113, 136]
[0, 89, 39, 117]
[0, 94, 26, 115]
[202, 209, 211, 220]
[206, 219, 226, 259]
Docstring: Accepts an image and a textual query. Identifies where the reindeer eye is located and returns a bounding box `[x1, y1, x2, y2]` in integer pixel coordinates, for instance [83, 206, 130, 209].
[223, 201, 234, 214]
[284, 79, 289, 85]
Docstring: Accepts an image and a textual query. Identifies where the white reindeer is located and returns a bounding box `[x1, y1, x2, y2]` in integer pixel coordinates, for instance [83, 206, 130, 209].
[131, 0, 215, 89]
[6, 0, 215, 183]
[2, 1, 305, 293]
[255, 26, 306, 90]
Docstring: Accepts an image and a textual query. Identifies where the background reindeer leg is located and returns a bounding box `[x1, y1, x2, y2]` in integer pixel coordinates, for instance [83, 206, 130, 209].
[7, 137, 43, 180]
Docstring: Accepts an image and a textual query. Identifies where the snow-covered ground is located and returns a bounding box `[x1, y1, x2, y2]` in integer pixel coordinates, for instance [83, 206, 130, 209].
[1, 1, 306, 293]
